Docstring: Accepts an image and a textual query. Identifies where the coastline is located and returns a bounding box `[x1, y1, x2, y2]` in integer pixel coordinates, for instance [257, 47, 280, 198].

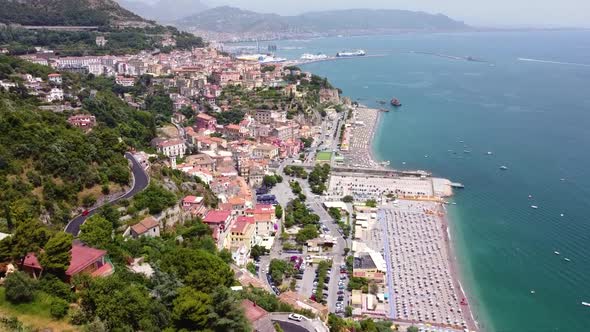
[358, 105, 480, 331]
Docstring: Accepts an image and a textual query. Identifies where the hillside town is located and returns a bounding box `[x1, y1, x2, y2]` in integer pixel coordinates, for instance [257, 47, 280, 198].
[0, 36, 471, 332]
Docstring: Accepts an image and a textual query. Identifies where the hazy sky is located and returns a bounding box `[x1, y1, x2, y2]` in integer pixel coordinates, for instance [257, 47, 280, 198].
[198, 0, 590, 28]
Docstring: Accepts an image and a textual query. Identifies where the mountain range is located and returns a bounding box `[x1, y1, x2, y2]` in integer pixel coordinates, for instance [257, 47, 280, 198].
[116, 0, 208, 23]
[0, 0, 147, 26]
[176, 6, 469, 35]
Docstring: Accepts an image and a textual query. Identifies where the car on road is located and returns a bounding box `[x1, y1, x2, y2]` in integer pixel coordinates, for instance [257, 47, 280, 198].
[338, 285, 345, 290]
[82, 210, 90, 216]
[288, 313, 303, 322]
[337, 296, 344, 301]
[337, 290, 344, 295]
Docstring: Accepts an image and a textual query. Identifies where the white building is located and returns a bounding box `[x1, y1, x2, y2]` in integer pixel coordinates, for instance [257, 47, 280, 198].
[45, 88, 64, 102]
[156, 139, 186, 158]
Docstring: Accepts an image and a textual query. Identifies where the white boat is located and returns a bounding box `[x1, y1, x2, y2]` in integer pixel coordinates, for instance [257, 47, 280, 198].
[500, 166, 508, 170]
[336, 49, 366, 57]
[554, 251, 560, 255]
[531, 205, 538, 209]
[560, 213, 564, 217]
[582, 302, 590, 307]
[564, 258, 571, 262]
[487, 151, 493, 155]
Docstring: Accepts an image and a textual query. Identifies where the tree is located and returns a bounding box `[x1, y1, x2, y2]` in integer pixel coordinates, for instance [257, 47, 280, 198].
[10, 219, 51, 261]
[341, 195, 354, 203]
[172, 287, 212, 330]
[133, 184, 177, 214]
[275, 204, 283, 219]
[365, 199, 378, 208]
[40, 232, 73, 278]
[79, 215, 113, 249]
[360, 318, 378, 332]
[345, 305, 353, 317]
[250, 245, 269, 260]
[295, 225, 319, 244]
[263, 175, 278, 188]
[209, 287, 251, 331]
[274, 322, 284, 332]
[407, 326, 419, 332]
[343, 247, 350, 256]
[50, 297, 69, 319]
[82, 194, 97, 208]
[246, 262, 257, 275]
[4, 271, 36, 304]
[328, 207, 342, 221]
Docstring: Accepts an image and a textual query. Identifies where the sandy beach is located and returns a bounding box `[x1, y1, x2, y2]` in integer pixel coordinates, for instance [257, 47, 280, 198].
[345, 105, 479, 331]
[340, 105, 385, 168]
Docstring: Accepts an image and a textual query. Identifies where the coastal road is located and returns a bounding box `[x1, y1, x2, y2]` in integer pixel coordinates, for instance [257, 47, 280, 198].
[64, 152, 150, 236]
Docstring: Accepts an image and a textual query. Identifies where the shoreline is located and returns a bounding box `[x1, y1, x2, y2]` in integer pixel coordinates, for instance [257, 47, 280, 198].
[352, 105, 480, 331]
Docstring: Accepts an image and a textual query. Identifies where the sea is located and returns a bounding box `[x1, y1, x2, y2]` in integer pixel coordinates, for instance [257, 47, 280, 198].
[240, 30, 590, 331]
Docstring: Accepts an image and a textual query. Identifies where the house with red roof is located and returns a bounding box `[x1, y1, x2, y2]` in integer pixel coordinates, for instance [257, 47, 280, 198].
[195, 113, 217, 132]
[22, 243, 114, 281]
[203, 209, 234, 248]
[129, 216, 160, 238]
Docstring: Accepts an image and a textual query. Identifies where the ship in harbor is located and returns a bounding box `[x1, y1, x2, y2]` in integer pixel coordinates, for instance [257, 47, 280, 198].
[236, 53, 287, 64]
[300, 53, 328, 60]
[391, 98, 402, 107]
[336, 49, 366, 57]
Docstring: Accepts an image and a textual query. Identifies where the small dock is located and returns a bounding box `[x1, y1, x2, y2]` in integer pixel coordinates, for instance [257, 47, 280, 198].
[450, 182, 465, 189]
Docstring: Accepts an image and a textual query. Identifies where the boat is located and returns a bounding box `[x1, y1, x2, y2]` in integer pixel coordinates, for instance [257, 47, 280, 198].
[582, 302, 590, 307]
[379, 108, 389, 113]
[336, 49, 366, 57]
[531, 205, 538, 209]
[391, 98, 402, 107]
[500, 166, 508, 170]
[486, 151, 493, 155]
[554, 251, 560, 255]
[564, 258, 571, 262]
[530, 290, 535, 294]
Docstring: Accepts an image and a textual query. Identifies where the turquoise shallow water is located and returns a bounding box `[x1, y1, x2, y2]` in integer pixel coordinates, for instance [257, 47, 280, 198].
[251, 31, 590, 331]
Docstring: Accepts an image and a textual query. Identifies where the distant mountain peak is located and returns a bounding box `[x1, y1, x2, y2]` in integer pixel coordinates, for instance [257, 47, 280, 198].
[176, 6, 468, 36]
[116, 0, 207, 23]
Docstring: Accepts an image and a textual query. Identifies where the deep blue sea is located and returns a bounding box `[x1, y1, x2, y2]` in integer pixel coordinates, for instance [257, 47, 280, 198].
[243, 31, 590, 331]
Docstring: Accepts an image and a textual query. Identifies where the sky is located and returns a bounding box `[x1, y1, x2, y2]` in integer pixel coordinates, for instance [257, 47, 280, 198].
[131, 0, 590, 27]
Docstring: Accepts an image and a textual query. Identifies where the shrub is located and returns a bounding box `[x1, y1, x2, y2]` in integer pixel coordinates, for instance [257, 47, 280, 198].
[50, 297, 69, 319]
[4, 271, 36, 304]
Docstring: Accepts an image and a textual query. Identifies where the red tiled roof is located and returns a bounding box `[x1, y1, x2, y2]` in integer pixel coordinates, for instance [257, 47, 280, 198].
[23, 252, 42, 270]
[203, 210, 231, 224]
[131, 216, 159, 236]
[66, 244, 107, 276]
[196, 113, 215, 121]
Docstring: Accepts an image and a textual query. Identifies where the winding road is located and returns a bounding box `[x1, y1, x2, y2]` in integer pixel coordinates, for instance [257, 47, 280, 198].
[64, 152, 150, 236]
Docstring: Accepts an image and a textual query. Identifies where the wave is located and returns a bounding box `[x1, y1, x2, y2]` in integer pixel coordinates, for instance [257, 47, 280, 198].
[518, 57, 590, 67]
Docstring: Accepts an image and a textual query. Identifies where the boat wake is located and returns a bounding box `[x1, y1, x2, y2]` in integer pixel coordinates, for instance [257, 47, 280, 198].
[518, 57, 590, 67]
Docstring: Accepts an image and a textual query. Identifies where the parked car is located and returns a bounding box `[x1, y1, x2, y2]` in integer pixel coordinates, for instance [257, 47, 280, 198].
[337, 296, 344, 301]
[337, 291, 344, 295]
[288, 314, 303, 322]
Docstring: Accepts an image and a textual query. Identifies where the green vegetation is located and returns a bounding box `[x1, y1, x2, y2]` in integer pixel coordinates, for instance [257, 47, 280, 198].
[283, 165, 308, 179]
[407, 326, 419, 332]
[308, 164, 330, 195]
[268, 259, 296, 285]
[300, 137, 313, 148]
[328, 207, 342, 221]
[275, 204, 283, 219]
[132, 183, 177, 214]
[348, 276, 370, 292]
[208, 109, 245, 125]
[262, 174, 283, 188]
[237, 286, 315, 318]
[250, 245, 269, 260]
[328, 313, 393, 332]
[365, 199, 378, 208]
[284, 199, 320, 229]
[313, 260, 331, 304]
[289, 180, 302, 195]
[315, 151, 332, 162]
[246, 262, 257, 275]
[342, 195, 354, 203]
[4, 272, 36, 304]
[295, 225, 319, 244]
